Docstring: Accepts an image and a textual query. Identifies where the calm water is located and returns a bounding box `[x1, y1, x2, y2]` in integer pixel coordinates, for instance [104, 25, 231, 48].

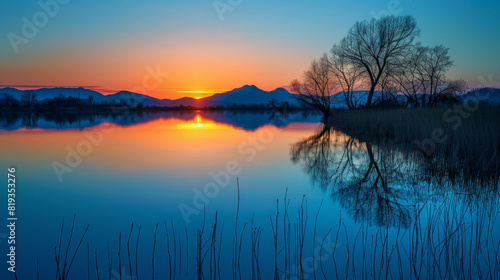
[0, 111, 499, 280]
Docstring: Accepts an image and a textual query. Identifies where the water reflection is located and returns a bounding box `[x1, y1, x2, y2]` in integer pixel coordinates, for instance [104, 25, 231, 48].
[291, 126, 500, 227]
[1, 111, 499, 279]
[0, 110, 320, 131]
[1, 111, 327, 280]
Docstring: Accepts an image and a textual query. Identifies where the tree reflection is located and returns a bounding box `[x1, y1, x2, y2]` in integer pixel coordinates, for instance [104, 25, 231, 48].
[291, 127, 421, 227]
[291, 125, 500, 227]
[291, 127, 340, 187]
[333, 141, 416, 227]
[21, 112, 38, 128]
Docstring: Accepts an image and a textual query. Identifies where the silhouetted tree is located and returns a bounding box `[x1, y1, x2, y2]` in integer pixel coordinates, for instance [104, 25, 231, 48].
[329, 49, 365, 109]
[54, 93, 65, 108]
[2, 94, 19, 108]
[291, 54, 337, 120]
[21, 90, 38, 108]
[65, 96, 78, 107]
[87, 95, 95, 106]
[392, 45, 466, 107]
[376, 64, 402, 107]
[332, 15, 420, 107]
[268, 99, 289, 113]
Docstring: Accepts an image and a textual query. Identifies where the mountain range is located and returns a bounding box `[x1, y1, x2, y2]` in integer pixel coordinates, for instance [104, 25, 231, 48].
[0, 85, 298, 107]
[0, 85, 499, 108]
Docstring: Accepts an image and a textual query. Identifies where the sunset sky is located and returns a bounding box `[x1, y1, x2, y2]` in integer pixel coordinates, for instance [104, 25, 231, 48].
[1, 0, 499, 99]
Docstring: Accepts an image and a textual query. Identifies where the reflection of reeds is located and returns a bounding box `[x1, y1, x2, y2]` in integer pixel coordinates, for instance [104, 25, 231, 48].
[118, 232, 121, 280]
[95, 248, 100, 280]
[171, 218, 177, 279]
[217, 221, 224, 280]
[196, 204, 205, 275]
[54, 214, 90, 280]
[250, 215, 263, 280]
[40, 186, 500, 279]
[135, 226, 141, 280]
[164, 220, 172, 280]
[283, 188, 291, 279]
[184, 227, 189, 278]
[312, 200, 323, 280]
[106, 241, 112, 280]
[319, 228, 332, 279]
[232, 179, 241, 280]
[86, 242, 89, 279]
[295, 195, 307, 279]
[270, 198, 279, 279]
[152, 224, 158, 280]
[126, 223, 134, 280]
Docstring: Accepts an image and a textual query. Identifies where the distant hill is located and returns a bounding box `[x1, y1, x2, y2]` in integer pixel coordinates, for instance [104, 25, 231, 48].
[0, 87, 168, 107]
[105, 90, 167, 107]
[1, 86, 499, 109]
[0, 85, 299, 107]
[203, 85, 294, 105]
[163, 85, 299, 107]
[0, 87, 24, 96]
[459, 88, 500, 106]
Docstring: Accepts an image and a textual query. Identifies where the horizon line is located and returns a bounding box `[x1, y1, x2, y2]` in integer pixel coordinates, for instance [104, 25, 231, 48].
[0, 84, 294, 100]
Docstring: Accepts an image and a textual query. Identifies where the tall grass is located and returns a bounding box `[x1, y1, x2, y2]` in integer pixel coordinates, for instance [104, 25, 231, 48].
[17, 186, 498, 280]
[327, 106, 500, 189]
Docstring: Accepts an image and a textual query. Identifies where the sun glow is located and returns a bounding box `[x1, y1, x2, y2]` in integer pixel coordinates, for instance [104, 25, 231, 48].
[176, 89, 226, 99]
[177, 115, 225, 129]
[176, 90, 224, 94]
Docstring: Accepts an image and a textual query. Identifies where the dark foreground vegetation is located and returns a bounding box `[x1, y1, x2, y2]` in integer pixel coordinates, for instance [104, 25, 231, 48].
[326, 106, 500, 187]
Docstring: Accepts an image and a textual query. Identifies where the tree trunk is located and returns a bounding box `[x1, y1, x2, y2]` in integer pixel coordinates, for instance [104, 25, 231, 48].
[365, 84, 376, 108]
[322, 109, 331, 122]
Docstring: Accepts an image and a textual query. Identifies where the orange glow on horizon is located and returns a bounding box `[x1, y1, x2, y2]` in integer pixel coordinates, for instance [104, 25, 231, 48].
[0, 30, 306, 100]
[176, 90, 225, 94]
[175, 90, 226, 99]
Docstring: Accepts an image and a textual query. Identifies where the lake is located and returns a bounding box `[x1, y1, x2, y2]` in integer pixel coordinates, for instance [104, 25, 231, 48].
[1, 110, 499, 280]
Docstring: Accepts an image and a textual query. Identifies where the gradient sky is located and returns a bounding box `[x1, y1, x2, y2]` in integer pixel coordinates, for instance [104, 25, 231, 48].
[1, 0, 499, 99]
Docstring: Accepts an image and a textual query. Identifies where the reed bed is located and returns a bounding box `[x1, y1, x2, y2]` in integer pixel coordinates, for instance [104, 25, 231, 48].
[19, 183, 497, 280]
[327, 106, 500, 189]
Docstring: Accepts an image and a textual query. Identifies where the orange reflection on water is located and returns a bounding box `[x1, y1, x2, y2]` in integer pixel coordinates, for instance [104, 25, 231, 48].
[0, 114, 322, 176]
[177, 115, 227, 130]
